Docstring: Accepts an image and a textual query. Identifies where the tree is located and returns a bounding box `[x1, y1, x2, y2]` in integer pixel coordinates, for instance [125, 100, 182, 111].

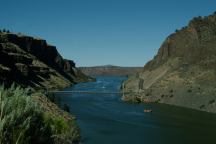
[6, 30, 10, 33]
[2, 29, 6, 32]
[197, 16, 202, 19]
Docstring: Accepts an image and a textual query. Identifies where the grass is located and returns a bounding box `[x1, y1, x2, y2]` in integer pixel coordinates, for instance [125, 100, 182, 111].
[0, 84, 80, 144]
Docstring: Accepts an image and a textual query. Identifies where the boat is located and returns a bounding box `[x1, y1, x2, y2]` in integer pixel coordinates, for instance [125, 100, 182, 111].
[144, 109, 152, 113]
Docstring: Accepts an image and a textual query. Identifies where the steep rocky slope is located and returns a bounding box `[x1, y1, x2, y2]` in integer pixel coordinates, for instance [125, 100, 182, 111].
[123, 12, 216, 113]
[0, 32, 93, 143]
[79, 65, 142, 76]
[0, 32, 91, 90]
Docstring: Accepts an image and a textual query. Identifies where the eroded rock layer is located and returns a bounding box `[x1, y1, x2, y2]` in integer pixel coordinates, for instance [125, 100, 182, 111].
[124, 12, 216, 113]
[0, 33, 91, 90]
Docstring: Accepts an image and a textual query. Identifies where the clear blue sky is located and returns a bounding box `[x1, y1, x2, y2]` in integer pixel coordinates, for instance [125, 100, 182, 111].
[0, 0, 215, 66]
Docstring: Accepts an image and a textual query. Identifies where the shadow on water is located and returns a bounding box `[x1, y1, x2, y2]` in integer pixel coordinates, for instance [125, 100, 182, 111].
[54, 76, 216, 144]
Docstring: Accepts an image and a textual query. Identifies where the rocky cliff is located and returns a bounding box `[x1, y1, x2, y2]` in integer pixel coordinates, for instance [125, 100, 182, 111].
[124, 12, 216, 113]
[0, 32, 91, 90]
[79, 65, 142, 76]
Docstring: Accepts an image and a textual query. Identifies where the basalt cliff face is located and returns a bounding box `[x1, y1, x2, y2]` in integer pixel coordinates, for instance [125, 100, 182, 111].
[0, 33, 91, 90]
[124, 12, 216, 113]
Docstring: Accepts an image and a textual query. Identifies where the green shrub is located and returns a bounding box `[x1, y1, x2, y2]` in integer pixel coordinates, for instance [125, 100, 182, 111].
[209, 99, 215, 104]
[155, 99, 161, 103]
[0, 84, 53, 144]
[43, 114, 81, 143]
[0, 84, 80, 144]
[199, 104, 205, 109]
[169, 89, 173, 93]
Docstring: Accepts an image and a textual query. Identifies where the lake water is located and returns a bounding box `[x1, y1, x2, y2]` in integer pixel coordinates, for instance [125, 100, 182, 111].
[55, 76, 216, 144]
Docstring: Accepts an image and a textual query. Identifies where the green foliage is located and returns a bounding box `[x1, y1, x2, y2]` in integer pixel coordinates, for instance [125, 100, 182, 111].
[155, 99, 161, 103]
[209, 99, 215, 104]
[43, 114, 81, 143]
[0, 84, 80, 144]
[0, 84, 53, 144]
[199, 104, 205, 109]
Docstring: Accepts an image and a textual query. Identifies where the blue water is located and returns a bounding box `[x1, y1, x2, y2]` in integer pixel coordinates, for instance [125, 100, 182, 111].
[56, 76, 216, 144]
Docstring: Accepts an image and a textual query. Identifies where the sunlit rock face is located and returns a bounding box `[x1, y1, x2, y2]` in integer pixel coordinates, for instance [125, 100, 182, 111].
[124, 12, 216, 113]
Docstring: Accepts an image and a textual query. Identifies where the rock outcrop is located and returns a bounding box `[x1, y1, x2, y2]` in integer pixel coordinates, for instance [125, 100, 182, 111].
[79, 65, 143, 76]
[0, 33, 92, 90]
[123, 12, 216, 113]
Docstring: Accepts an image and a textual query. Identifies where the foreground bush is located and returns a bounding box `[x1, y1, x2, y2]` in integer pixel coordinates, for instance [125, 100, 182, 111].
[0, 85, 80, 144]
[0, 84, 53, 144]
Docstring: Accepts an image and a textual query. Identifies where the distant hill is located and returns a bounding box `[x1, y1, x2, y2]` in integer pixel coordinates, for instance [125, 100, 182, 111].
[124, 12, 216, 113]
[0, 32, 92, 90]
[79, 65, 143, 76]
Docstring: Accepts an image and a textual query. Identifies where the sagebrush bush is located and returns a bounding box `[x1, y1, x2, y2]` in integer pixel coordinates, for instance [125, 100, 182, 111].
[0, 84, 53, 144]
[0, 84, 80, 144]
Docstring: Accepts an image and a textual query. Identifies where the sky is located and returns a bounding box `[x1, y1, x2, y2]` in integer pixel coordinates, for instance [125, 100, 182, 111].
[0, 0, 216, 67]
